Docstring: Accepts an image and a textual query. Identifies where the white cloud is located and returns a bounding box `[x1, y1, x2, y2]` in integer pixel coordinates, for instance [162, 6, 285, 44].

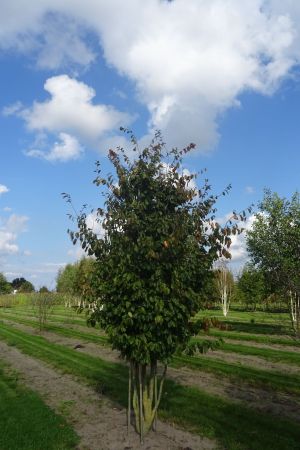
[224, 214, 256, 263]
[20, 75, 132, 143]
[2, 101, 23, 116]
[0, 231, 19, 254]
[67, 246, 86, 260]
[0, 185, 9, 195]
[3, 207, 12, 212]
[5, 214, 29, 233]
[11, 75, 133, 160]
[0, 213, 29, 255]
[1, 1, 300, 150]
[26, 132, 84, 162]
[86, 211, 105, 237]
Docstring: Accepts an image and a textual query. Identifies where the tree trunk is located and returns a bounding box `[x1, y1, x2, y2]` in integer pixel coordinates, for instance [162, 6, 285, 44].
[131, 360, 167, 440]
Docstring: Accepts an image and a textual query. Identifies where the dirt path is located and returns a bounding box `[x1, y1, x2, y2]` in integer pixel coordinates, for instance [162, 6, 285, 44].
[2, 319, 300, 424]
[0, 340, 215, 450]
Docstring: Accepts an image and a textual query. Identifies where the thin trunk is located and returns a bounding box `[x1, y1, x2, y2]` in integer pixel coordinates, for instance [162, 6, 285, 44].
[127, 361, 132, 435]
[138, 364, 143, 443]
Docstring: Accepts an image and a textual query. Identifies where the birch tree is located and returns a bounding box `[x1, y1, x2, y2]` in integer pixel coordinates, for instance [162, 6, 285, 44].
[247, 190, 300, 335]
[215, 261, 234, 317]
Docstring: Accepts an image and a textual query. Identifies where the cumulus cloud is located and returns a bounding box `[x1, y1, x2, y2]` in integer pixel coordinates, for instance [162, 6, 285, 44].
[10, 75, 133, 159]
[0, 185, 9, 195]
[1, 1, 300, 150]
[0, 213, 29, 255]
[26, 132, 84, 162]
[20, 75, 132, 143]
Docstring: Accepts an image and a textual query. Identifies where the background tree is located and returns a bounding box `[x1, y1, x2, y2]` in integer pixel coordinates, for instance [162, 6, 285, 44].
[214, 261, 234, 317]
[56, 258, 97, 308]
[19, 280, 35, 293]
[0, 273, 12, 294]
[11, 277, 27, 290]
[236, 264, 267, 311]
[65, 131, 245, 440]
[247, 190, 300, 334]
[56, 264, 78, 295]
[39, 286, 50, 293]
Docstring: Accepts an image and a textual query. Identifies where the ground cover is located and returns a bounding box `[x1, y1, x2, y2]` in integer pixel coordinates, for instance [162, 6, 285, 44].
[0, 359, 79, 450]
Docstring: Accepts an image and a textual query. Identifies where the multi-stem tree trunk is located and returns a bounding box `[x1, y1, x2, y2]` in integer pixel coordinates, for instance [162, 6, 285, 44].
[127, 360, 167, 442]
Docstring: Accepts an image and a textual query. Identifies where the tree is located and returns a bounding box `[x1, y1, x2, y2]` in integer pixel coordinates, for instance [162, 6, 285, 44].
[39, 286, 50, 293]
[11, 277, 27, 290]
[65, 131, 244, 440]
[32, 292, 54, 331]
[0, 273, 12, 294]
[56, 258, 97, 308]
[56, 263, 79, 295]
[214, 261, 234, 317]
[19, 280, 35, 293]
[247, 190, 300, 334]
[236, 264, 266, 311]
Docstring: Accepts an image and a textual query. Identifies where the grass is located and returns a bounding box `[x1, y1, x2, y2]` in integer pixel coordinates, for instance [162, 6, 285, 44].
[0, 360, 78, 450]
[173, 354, 300, 394]
[2, 312, 300, 394]
[0, 323, 300, 450]
[204, 329, 300, 347]
[195, 309, 293, 335]
[216, 341, 300, 366]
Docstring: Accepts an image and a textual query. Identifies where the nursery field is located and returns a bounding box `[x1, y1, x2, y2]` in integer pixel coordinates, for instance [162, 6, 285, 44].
[0, 300, 300, 450]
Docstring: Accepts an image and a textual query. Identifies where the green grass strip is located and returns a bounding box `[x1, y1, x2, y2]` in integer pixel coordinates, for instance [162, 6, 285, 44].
[2, 313, 300, 395]
[173, 354, 300, 395]
[0, 360, 78, 450]
[0, 323, 300, 450]
[219, 341, 300, 366]
[0, 308, 87, 327]
[0, 313, 106, 344]
[205, 329, 300, 347]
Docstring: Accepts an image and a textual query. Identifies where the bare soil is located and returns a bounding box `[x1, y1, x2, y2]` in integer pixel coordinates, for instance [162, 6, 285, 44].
[0, 340, 215, 450]
[2, 319, 300, 423]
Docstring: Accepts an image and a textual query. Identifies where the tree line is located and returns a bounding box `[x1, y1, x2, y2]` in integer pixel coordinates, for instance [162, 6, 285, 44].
[0, 275, 35, 294]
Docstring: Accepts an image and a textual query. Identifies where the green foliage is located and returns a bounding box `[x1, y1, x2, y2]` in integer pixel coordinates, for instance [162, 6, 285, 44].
[237, 264, 267, 310]
[19, 280, 35, 293]
[11, 277, 35, 293]
[247, 190, 300, 333]
[56, 264, 79, 295]
[56, 258, 97, 300]
[0, 272, 12, 294]
[68, 131, 243, 364]
[39, 286, 50, 293]
[65, 130, 244, 437]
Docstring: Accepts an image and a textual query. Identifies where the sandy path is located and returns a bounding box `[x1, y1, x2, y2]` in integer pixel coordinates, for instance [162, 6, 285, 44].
[0, 340, 215, 450]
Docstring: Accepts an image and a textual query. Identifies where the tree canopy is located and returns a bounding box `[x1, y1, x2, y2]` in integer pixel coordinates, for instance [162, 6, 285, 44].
[247, 190, 300, 332]
[0, 273, 12, 294]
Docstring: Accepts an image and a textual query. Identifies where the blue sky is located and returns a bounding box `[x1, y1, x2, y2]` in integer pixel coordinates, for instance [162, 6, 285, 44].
[0, 0, 299, 288]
